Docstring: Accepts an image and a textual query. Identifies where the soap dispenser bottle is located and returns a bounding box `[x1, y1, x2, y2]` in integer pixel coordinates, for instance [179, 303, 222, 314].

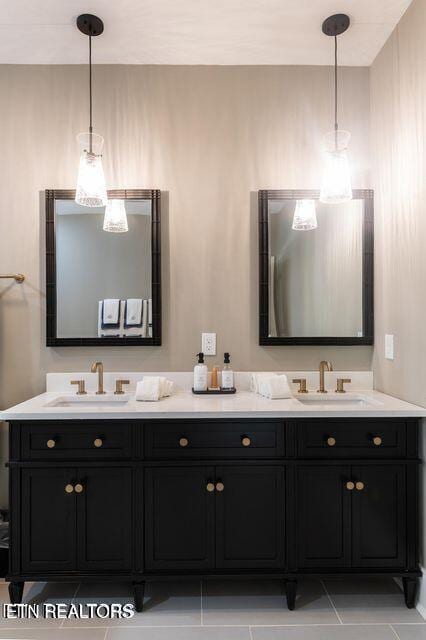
[221, 352, 234, 390]
[193, 352, 208, 391]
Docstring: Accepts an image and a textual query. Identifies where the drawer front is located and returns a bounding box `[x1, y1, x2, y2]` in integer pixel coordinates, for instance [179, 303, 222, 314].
[145, 421, 284, 459]
[21, 422, 133, 460]
[296, 420, 406, 458]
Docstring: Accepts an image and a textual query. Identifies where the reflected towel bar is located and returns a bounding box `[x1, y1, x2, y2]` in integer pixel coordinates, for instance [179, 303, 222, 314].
[0, 274, 25, 283]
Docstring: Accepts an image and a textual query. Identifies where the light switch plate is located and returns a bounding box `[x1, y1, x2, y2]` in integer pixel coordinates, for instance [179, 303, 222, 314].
[202, 332, 216, 356]
[385, 334, 394, 360]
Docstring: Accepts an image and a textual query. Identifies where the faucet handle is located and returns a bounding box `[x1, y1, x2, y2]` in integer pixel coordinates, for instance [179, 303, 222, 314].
[292, 378, 308, 394]
[115, 379, 130, 395]
[336, 378, 351, 393]
[71, 380, 87, 395]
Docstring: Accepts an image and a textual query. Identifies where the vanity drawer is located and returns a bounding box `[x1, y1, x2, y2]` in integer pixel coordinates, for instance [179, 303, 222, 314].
[295, 420, 406, 458]
[145, 420, 284, 459]
[20, 422, 133, 460]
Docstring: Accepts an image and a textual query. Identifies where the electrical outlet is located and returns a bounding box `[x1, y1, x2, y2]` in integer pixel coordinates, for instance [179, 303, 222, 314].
[202, 332, 216, 356]
[385, 334, 394, 360]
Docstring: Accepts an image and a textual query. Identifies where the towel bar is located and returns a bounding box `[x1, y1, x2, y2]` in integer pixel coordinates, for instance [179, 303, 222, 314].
[0, 274, 25, 283]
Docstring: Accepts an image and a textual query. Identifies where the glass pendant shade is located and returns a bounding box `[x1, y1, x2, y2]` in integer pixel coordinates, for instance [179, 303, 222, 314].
[103, 199, 128, 233]
[320, 129, 353, 204]
[75, 132, 108, 207]
[292, 199, 317, 231]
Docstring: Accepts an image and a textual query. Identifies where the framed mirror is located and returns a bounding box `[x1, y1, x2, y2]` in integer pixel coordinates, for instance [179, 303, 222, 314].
[258, 189, 373, 346]
[46, 189, 161, 346]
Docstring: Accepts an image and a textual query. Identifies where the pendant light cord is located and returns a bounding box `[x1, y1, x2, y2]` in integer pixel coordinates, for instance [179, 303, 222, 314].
[89, 34, 93, 152]
[334, 35, 338, 149]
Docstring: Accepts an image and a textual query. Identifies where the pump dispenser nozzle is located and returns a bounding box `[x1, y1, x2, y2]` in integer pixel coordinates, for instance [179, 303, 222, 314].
[196, 352, 205, 364]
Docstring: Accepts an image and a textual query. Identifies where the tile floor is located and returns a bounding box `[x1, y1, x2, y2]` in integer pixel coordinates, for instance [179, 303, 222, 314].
[0, 578, 423, 639]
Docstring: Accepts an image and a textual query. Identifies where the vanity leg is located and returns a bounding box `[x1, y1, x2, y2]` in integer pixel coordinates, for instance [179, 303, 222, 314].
[133, 581, 145, 612]
[285, 579, 297, 611]
[403, 577, 418, 609]
[8, 582, 24, 604]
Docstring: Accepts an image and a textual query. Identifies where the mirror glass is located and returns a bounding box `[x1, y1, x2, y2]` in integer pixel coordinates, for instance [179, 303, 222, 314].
[268, 199, 364, 338]
[55, 199, 152, 339]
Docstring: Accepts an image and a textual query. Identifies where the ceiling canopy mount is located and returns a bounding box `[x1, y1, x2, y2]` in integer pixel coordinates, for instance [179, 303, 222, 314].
[322, 14, 350, 38]
[76, 14, 104, 38]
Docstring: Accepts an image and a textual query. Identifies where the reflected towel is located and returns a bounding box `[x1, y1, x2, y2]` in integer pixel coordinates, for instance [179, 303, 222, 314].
[135, 376, 174, 402]
[125, 299, 143, 327]
[102, 299, 121, 328]
[148, 298, 152, 337]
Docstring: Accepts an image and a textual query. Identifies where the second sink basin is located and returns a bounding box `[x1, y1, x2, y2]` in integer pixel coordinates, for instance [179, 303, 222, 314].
[45, 395, 131, 408]
[296, 393, 382, 408]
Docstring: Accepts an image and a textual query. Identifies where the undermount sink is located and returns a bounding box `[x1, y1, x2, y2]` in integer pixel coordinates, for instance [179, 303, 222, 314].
[296, 393, 382, 408]
[45, 395, 131, 408]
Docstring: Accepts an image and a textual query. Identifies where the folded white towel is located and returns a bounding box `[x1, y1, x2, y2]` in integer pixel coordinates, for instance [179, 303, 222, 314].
[126, 299, 143, 326]
[98, 300, 125, 337]
[254, 374, 293, 400]
[103, 299, 120, 325]
[135, 376, 174, 402]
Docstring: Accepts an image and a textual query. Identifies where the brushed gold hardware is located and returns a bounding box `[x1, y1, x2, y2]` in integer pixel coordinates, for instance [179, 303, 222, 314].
[71, 380, 87, 395]
[91, 362, 106, 395]
[373, 436, 382, 446]
[74, 483, 84, 494]
[94, 438, 103, 448]
[241, 436, 251, 447]
[179, 437, 189, 448]
[327, 437, 336, 447]
[346, 481, 355, 490]
[356, 481, 365, 491]
[0, 274, 25, 283]
[336, 378, 352, 393]
[216, 482, 225, 492]
[206, 482, 215, 493]
[293, 378, 308, 393]
[47, 439, 56, 449]
[318, 361, 333, 393]
[65, 484, 74, 494]
[115, 379, 130, 395]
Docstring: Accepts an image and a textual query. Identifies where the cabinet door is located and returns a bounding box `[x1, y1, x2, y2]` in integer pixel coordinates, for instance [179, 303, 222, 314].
[352, 464, 406, 567]
[215, 466, 285, 569]
[76, 468, 132, 571]
[297, 465, 351, 568]
[21, 468, 77, 572]
[145, 467, 215, 570]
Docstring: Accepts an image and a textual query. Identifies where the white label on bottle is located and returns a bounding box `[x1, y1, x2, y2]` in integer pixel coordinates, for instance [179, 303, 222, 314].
[194, 369, 208, 391]
[221, 371, 234, 389]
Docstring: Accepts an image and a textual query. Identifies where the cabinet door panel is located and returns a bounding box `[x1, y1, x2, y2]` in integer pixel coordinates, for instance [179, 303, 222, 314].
[352, 465, 406, 568]
[215, 466, 285, 569]
[21, 468, 76, 572]
[77, 468, 132, 571]
[297, 465, 351, 568]
[145, 467, 215, 570]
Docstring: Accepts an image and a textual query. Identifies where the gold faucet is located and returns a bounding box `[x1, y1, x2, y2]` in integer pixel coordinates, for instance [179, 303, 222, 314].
[91, 362, 106, 395]
[318, 360, 333, 393]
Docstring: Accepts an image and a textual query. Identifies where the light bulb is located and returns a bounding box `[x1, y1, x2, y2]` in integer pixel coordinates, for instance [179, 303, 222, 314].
[103, 199, 128, 233]
[75, 132, 108, 208]
[292, 199, 317, 231]
[320, 129, 352, 204]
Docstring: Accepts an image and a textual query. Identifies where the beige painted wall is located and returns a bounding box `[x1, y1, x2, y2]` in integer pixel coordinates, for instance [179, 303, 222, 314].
[0, 64, 372, 414]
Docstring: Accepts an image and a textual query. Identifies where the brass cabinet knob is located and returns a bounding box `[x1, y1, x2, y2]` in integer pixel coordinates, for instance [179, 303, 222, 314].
[47, 439, 56, 449]
[346, 481, 355, 491]
[373, 436, 382, 446]
[94, 438, 103, 448]
[356, 481, 365, 491]
[179, 437, 189, 448]
[327, 437, 336, 447]
[241, 436, 251, 447]
[216, 482, 225, 492]
[74, 483, 84, 494]
[206, 482, 215, 493]
[65, 484, 74, 494]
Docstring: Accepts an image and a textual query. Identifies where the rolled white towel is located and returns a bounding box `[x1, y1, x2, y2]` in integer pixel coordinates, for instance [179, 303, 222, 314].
[257, 374, 293, 400]
[135, 376, 174, 402]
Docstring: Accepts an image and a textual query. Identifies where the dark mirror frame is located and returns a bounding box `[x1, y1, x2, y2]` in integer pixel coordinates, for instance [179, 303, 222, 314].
[258, 189, 374, 346]
[46, 188, 161, 347]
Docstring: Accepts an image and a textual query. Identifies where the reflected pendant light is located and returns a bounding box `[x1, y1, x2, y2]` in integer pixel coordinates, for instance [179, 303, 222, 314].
[292, 199, 317, 231]
[103, 199, 128, 233]
[320, 14, 353, 204]
[75, 14, 108, 208]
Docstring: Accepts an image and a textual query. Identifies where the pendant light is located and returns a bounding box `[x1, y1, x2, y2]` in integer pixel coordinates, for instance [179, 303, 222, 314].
[75, 14, 108, 208]
[320, 14, 353, 205]
[292, 200, 317, 231]
[103, 199, 129, 233]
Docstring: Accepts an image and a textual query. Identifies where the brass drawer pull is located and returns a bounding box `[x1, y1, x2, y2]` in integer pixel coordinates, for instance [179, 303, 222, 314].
[356, 481, 365, 491]
[373, 436, 382, 446]
[327, 437, 336, 447]
[216, 482, 225, 493]
[74, 483, 84, 494]
[94, 438, 103, 448]
[65, 484, 74, 494]
[179, 437, 189, 448]
[47, 439, 56, 449]
[346, 481, 355, 491]
[206, 482, 215, 493]
[241, 436, 251, 447]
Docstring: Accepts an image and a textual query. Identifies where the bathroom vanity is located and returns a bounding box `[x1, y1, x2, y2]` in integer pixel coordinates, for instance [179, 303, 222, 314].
[1, 373, 423, 612]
